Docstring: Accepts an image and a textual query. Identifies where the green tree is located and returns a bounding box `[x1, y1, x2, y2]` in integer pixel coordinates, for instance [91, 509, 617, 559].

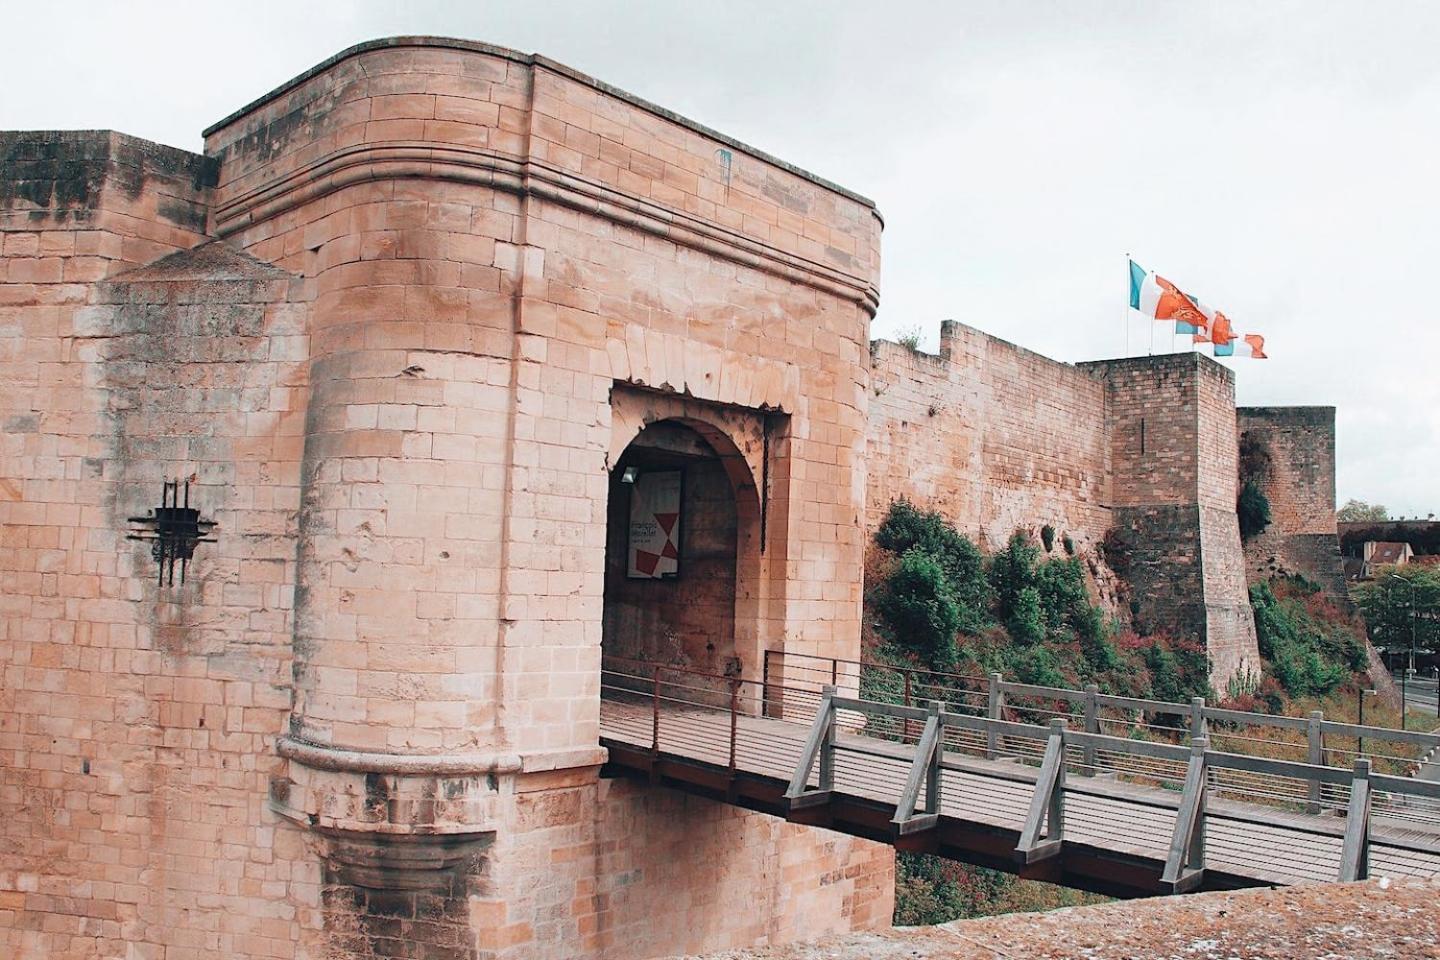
[1355, 566, 1440, 658]
[875, 498, 990, 631]
[1337, 499, 1389, 523]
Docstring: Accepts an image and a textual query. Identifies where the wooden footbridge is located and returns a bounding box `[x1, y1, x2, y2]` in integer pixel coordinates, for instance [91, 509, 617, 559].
[599, 652, 1440, 897]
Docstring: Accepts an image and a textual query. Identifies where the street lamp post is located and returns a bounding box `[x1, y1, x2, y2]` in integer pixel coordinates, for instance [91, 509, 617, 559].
[1389, 573, 1416, 728]
[1389, 573, 1417, 674]
[1358, 687, 1377, 756]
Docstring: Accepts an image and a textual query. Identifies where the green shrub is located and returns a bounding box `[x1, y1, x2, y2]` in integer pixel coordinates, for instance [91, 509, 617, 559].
[1009, 644, 1067, 688]
[1237, 480, 1272, 540]
[988, 533, 1040, 624]
[876, 499, 989, 630]
[1033, 557, 1089, 634]
[1009, 586, 1045, 645]
[879, 548, 962, 668]
[1144, 640, 1209, 704]
[1250, 580, 1362, 697]
[1077, 608, 1119, 670]
[1041, 524, 1056, 553]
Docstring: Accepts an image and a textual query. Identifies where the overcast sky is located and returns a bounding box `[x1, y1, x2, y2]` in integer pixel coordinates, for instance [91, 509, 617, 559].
[3, 1, 1436, 516]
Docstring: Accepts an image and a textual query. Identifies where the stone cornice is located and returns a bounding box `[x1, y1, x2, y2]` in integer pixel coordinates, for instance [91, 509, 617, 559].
[276, 735, 610, 776]
[213, 140, 881, 316]
[277, 735, 525, 776]
[200, 36, 879, 212]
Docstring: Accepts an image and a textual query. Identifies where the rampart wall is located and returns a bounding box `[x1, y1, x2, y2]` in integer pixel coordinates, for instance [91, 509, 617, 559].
[1238, 407, 1347, 596]
[866, 321, 1112, 555]
[868, 330, 1264, 685]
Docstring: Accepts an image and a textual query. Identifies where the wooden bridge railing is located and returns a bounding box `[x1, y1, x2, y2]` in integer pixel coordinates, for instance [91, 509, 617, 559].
[763, 650, 1440, 785]
[777, 685, 1440, 891]
[601, 655, 1440, 893]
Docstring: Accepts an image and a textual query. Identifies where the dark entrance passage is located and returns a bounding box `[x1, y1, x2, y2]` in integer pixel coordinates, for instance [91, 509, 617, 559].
[602, 420, 742, 689]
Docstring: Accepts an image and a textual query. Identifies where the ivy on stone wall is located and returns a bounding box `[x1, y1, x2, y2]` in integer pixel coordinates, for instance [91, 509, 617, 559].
[1238, 480, 1272, 541]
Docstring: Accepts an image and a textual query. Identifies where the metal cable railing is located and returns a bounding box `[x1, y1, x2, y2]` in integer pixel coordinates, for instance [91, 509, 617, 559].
[602, 654, 1440, 889]
[765, 650, 1440, 779]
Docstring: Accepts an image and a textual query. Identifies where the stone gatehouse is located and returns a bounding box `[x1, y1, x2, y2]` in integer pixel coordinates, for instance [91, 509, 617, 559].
[0, 35, 1342, 960]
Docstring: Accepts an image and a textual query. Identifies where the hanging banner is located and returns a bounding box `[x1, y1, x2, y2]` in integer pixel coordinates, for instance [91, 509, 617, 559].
[627, 470, 682, 578]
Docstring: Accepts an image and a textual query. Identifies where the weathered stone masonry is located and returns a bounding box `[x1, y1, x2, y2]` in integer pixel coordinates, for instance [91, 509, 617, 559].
[1, 37, 893, 960]
[1, 34, 1350, 960]
[866, 326, 1304, 687]
[1237, 406, 1346, 597]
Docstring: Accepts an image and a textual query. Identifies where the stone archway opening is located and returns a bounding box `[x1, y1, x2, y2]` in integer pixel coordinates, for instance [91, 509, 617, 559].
[602, 419, 757, 696]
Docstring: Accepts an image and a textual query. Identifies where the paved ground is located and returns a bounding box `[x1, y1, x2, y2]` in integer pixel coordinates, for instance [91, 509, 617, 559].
[1397, 674, 1440, 716]
[679, 878, 1440, 959]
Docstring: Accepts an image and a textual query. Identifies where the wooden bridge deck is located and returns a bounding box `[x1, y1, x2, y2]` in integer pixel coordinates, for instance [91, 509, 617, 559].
[599, 695, 1440, 897]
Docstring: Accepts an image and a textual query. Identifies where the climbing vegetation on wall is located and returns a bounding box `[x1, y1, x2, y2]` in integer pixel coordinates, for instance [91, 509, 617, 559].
[1237, 479, 1272, 541]
[1237, 431, 1273, 541]
[868, 499, 1205, 700]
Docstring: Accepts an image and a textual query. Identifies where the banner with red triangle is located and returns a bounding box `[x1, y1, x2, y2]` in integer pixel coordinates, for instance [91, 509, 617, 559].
[627, 471, 682, 578]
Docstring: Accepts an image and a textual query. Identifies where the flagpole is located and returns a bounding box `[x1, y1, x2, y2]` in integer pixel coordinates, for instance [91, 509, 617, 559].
[1124, 254, 1131, 357]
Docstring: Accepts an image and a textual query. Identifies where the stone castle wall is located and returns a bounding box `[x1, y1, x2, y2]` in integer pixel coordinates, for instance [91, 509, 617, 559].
[865, 321, 1122, 610]
[1238, 406, 1347, 597]
[867, 332, 1263, 685]
[866, 321, 1112, 550]
[1, 38, 892, 960]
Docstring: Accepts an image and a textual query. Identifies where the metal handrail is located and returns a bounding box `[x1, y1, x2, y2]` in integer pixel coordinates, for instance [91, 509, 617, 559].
[764, 649, 1440, 772]
[601, 657, 1440, 891]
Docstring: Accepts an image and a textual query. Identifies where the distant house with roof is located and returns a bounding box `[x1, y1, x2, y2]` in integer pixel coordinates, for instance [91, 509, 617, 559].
[1359, 541, 1413, 579]
[1339, 520, 1440, 580]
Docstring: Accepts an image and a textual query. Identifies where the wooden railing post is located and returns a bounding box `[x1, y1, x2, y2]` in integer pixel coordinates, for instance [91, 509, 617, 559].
[1162, 735, 1208, 893]
[1339, 758, 1373, 882]
[762, 648, 775, 718]
[1082, 684, 1100, 774]
[819, 683, 837, 791]
[1306, 710, 1325, 813]
[925, 700, 944, 815]
[903, 670, 914, 742]
[1016, 718, 1066, 863]
[987, 673, 1003, 760]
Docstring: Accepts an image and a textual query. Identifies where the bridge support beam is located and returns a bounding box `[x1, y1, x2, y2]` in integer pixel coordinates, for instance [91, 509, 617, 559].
[784, 685, 837, 811]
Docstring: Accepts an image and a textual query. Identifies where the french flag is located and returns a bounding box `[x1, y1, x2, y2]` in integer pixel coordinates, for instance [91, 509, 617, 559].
[1129, 260, 1209, 338]
[1214, 333, 1266, 358]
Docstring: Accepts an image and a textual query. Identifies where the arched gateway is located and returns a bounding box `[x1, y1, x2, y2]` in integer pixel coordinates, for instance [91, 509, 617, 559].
[603, 418, 758, 683]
